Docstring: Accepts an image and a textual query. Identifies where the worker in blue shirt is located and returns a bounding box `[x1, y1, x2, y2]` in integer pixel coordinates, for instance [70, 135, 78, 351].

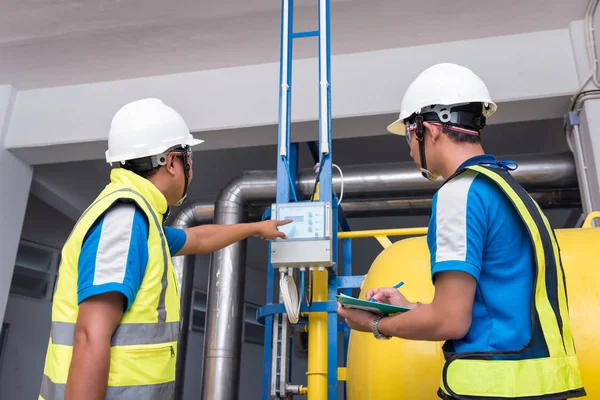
[40, 98, 292, 400]
[337, 63, 585, 399]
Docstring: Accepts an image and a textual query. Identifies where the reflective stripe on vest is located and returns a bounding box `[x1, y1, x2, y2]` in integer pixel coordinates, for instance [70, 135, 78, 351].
[50, 321, 180, 346]
[438, 165, 585, 400]
[40, 374, 175, 400]
[40, 169, 180, 400]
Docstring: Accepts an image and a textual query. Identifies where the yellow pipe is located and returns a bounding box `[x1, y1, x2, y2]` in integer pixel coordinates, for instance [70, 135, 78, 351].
[338, 227, 428, 239]
[307, 269, 328, 400]
[306, 183, 328, 399]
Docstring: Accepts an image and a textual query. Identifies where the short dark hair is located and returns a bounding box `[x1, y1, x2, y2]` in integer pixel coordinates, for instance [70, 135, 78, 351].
[126, 166, 161, 179]
[442, 127, 481, 144]
[121, 157, 161, 179]
[436, 102, 483, 144]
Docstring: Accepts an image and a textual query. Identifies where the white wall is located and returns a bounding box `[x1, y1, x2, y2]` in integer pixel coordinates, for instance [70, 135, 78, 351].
[0, 85, 33, 325]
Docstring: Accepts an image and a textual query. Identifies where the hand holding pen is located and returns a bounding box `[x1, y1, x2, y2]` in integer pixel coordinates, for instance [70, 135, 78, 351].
[368, 281, 404, 302]
[366, 281, 413, 309]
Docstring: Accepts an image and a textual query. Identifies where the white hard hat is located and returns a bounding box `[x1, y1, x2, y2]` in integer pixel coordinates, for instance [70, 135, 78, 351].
[105, 98, 204, 164]
[387, 63, 497, 135]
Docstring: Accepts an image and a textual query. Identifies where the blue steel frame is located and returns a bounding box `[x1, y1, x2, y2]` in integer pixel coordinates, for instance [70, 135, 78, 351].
[261, 0, 294, 396]
[259, 1, 366, 399]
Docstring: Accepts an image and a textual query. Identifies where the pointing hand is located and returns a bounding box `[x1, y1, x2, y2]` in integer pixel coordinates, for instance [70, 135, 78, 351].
[255, 219, 293, 240]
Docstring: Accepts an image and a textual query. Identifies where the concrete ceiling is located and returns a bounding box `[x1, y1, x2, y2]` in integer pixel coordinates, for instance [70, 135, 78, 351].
[0, 0, 587, 89]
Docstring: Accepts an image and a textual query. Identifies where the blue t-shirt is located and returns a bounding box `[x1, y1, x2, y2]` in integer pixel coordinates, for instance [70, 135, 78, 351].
[77, 201, 187, 312]
[427, 154, 544, 359]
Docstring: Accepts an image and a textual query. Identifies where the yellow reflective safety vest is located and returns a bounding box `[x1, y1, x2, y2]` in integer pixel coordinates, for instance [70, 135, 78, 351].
[438, 164, 585, 400]
[39, 168, 181, 400]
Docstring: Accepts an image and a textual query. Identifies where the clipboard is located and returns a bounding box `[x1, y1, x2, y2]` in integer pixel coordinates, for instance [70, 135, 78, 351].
[336, 293, 412, 316]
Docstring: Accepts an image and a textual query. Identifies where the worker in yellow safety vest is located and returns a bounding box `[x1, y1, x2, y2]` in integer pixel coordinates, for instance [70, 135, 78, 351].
[337, 63, 586, 399]
[39, 98, 291, 400]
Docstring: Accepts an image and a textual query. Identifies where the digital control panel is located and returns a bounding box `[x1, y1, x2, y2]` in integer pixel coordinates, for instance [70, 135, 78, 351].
[270, 201, 333, 268]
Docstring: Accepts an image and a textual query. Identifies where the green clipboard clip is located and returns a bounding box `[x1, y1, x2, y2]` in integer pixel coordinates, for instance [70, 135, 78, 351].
[336, 293, 412, 316]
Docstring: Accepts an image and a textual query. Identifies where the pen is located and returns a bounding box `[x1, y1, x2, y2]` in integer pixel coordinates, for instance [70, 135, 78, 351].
[369, 281, 404, 302]
[393, 281, 405, 289]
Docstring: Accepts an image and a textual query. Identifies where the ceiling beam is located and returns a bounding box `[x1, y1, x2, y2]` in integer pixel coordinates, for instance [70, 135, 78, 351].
[5, 27, 578, 165]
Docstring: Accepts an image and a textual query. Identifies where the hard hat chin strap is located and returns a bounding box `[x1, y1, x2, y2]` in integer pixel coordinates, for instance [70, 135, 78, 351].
[414, 115, 438, 181]
[174, 151, 191, 206]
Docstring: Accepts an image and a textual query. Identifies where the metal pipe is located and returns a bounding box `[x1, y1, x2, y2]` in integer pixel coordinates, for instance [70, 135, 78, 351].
[172, 254, 195, 400]
[296, 152, 578, 200]
[200, 177, 250, 400]
[569, 124, 595, 216]
[169, 207, 213, 400]
[170, 204, 214, 286]
[336, 190, 581, 218]
[168, 151, 578, 400]
[175, 190, 580, 228]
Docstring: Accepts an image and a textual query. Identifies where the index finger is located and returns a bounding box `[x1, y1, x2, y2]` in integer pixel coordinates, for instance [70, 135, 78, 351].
[276, 219, 293, 226]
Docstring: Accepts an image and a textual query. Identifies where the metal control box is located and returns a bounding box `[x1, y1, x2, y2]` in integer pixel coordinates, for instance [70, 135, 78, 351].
[270, 201, 333, 268]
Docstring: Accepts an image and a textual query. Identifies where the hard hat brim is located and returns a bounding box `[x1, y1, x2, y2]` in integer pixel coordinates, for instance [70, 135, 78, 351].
[105, 137, 205, 164]
[387, 119, 406, 136]
[186, 137, 205, 148]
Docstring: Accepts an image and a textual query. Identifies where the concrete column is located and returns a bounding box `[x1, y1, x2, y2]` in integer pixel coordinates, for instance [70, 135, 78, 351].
[0, 86, 33, 322]
[568, 20, 600, 217]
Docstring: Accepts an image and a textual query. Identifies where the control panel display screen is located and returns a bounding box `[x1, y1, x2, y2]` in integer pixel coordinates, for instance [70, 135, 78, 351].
[285, 215, 304, 223]
[275, 202, 328, 240]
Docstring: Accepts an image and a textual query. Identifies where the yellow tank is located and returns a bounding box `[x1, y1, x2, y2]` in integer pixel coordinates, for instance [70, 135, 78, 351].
[345, 223, 600, 399]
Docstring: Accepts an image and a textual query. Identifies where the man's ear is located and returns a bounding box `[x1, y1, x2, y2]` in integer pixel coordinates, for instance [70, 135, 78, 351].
[165, 152, 179, 175]
[423, 122, 441, 142]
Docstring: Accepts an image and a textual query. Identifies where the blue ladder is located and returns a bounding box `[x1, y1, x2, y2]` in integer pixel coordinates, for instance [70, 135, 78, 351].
[275, 0, 333, 205]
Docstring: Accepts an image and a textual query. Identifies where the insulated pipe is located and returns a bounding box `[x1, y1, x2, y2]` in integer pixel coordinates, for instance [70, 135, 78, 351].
[171, 190, 580, 232]
[168, 151, 578, 400]
[172, 254, 195, 400]
[295, 152, 577, 200]
[200, 178, 251, 400]
[336, 190, 581, 218]
[169, 206, 212, 400]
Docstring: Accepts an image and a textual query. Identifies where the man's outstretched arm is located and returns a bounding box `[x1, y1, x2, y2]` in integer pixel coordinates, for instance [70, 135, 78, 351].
[176, 219, 292, 256]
